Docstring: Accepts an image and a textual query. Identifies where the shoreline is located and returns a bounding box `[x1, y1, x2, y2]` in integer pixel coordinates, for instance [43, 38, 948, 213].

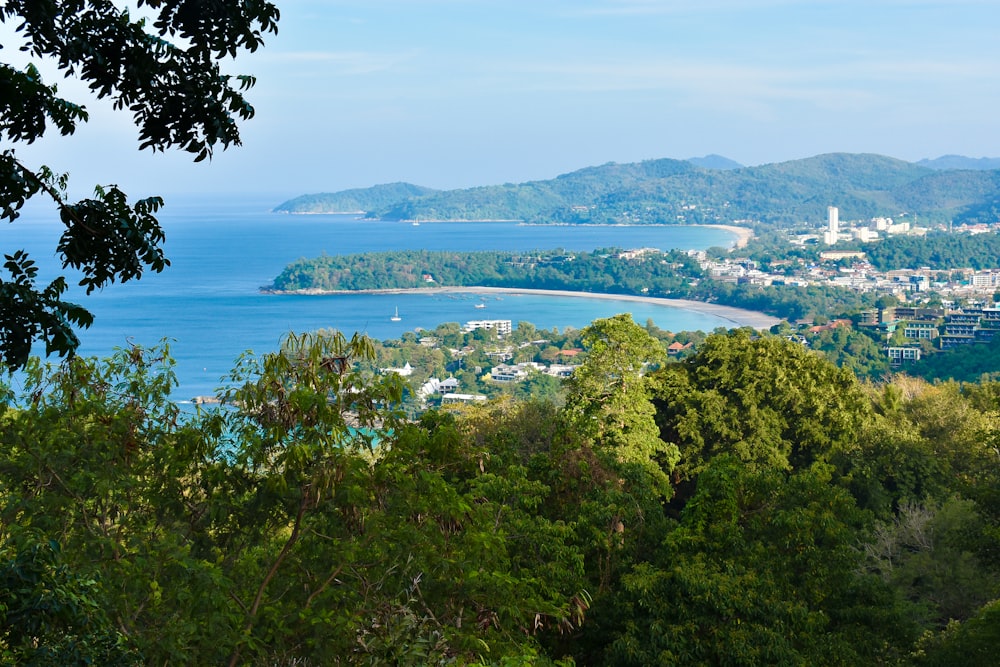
[273, 213, 753, 249]
[701, 224, 753, 249]
[268, 285, 780, 330]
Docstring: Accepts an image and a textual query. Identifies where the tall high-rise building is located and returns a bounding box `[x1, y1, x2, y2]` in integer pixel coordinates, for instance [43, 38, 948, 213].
[824, 206, 840, 245]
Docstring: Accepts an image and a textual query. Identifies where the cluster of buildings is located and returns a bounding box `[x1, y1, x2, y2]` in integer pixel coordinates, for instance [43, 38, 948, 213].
[861, 306, 1000, 365]
[702, 253, 1000, 302]
[385, 319, 585, 405]
[816, 206, 914, 245]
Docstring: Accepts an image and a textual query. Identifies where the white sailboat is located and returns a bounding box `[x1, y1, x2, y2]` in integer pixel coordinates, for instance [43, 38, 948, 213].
[390, 307, 402, 321]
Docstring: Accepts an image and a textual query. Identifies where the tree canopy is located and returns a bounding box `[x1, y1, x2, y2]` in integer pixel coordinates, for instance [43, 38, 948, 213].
[0, 0, 279, 369]
[3, 330, 1000, 663]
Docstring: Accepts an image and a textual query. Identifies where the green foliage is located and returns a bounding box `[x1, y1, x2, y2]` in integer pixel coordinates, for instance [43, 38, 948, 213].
[910, 334, 1000, 383]
[0, 250, 94, 368]
[271, 247, 702, 296]
[564, 314, 677, 498]
[5, 319, 1000, 664]
[809, 325, 890, 379]
[846, 378, 999, 516]
[689, 281, 878, 321]
[652, 329, 872, 484]
[0, 537, 139, 665]
[0, 0, 278, 368]
[0, 342, 239, 663]
[273, 182, 440, 214]
[276, 152, 1000, 227]
[863, 497, 1000, 627]
[915, 598, 1000, 667]
[600, 457, 914, 666]
[864, 231, 1000, 271]
[0, 336, 593, 664]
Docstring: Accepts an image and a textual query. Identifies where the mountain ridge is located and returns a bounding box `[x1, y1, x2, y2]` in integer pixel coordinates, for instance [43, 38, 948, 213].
[275, 153, 1000, 227]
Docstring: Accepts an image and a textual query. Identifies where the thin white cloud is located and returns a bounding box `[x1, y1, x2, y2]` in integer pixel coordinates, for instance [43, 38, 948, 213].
[568, 0, 798, 17]
[571, 0, 992, 15]
[484, 53, 994, 93]
[257, 50, 420, 76]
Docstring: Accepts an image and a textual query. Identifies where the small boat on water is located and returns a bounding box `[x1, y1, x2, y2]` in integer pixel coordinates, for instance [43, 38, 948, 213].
[391, 307, 402, 321]
[474, 302, 486, 309]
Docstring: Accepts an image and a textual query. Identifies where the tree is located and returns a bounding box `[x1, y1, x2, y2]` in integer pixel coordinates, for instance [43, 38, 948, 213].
[0, 335, 593, 664]
[563, 314, 677, 497]
[0, 538, 139, 665]
[598, 457, 916, 666]
[652, 329, 871, 487]
[0, 0, 279, 369]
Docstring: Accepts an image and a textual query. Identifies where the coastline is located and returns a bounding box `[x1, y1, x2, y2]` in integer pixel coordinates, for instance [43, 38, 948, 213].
[702, 224, 753, 249]
[271, 285, 780, 330]
[274, 212, 753, 249]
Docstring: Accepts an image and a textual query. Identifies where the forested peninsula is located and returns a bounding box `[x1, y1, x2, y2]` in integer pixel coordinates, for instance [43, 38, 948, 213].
[274, 152, 1000, 227]
[269, 248, 878, 321]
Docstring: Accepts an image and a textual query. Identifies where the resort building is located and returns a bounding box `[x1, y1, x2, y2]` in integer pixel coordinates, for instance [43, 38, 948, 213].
[462, 319, 513, 336]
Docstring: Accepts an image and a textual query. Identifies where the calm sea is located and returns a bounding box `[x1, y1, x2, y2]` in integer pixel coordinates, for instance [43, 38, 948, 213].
[5, 196, 738, 399]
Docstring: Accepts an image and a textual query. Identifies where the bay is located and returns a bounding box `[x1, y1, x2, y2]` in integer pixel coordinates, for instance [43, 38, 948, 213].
[4, 195, 740, 399]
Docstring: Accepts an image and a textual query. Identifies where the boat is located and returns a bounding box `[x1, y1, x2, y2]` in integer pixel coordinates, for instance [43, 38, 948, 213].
[391, 307, 402, 321]
[474, 303, 486, 309]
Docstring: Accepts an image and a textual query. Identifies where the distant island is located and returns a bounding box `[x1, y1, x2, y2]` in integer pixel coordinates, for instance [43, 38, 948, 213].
[273, 152, 1000, 227]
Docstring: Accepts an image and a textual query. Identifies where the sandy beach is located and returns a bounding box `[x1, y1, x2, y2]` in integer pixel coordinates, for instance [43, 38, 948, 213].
[279, 285, 780, 330]
[704, 224, 753, 249]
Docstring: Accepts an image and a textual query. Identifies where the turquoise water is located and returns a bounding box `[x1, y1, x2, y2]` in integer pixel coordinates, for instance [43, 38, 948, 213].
[4, 196, 737, 399]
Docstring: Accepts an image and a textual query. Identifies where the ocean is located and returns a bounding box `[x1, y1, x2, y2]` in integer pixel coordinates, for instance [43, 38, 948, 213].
[5, 195, 740, 400]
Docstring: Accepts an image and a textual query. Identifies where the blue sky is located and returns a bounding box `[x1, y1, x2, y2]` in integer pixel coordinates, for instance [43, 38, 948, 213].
[8, 0, 1000, 200]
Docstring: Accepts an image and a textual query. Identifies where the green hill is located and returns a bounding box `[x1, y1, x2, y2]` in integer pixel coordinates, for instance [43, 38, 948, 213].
[273, 153, 1000, 226]
[273, 182, 439, 214]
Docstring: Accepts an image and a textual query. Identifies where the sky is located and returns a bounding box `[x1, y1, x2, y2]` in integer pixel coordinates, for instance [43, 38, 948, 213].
[6, 0, 1000, 201]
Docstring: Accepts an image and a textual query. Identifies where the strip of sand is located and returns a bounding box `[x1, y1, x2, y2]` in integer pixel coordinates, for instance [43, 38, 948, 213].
[702, 224, 753, 249]
[277, 285, 780, 330]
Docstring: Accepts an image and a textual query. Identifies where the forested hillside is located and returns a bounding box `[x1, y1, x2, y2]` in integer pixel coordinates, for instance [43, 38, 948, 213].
[274, 153, 1000, 227]
[861, 230, 1000, 271]
[270, 248, 702, 295]
[274, 182, 440, 214]
[4, 324, 999, 664]
[271, 248, 878, 321]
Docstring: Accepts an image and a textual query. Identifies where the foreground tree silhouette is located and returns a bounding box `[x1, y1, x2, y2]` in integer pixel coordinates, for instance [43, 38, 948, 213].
[0, 0, 279, 369]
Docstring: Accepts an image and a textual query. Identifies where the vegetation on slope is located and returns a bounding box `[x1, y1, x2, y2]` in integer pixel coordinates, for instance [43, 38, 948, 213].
[271, 247, 878, 322]
[274, 153, 1000, 227]
[4, 325, 1000, 664]
[273, 182, 440, 214]
[271, 248, 703, 295]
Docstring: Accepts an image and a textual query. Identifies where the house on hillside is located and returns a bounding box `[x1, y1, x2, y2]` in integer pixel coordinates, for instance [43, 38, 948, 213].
[667, 341, 693, 356]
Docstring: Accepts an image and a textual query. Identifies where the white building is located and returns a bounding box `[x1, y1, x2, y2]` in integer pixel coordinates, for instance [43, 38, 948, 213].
[971, 272, 1000, 290]
[545, 364, 578, 378]
[417, 377, 461, 399]
[381, 362, 413, 377]
[823, 206, 840, 245]
[852, 227, 877, 243]
[872, 217, 893, 231]
[490, 362, 544, 383]
[462, 319, 513, 336]
[886, 346, 922, 364]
